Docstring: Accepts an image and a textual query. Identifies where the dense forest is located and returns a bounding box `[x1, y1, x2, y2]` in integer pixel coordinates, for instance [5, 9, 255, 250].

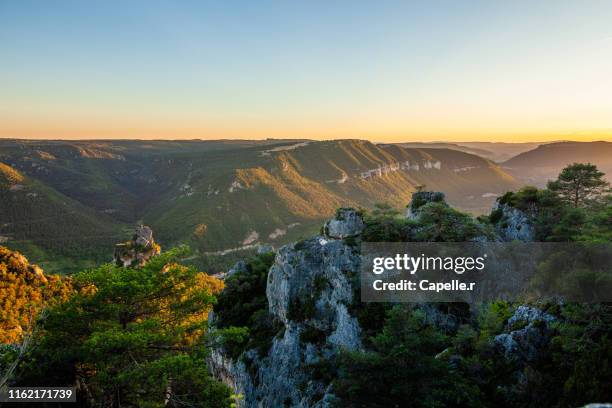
[335, 164, 611, 407]
[1, 246, 232, 406]
[211, 163, 612, 407]
[0, 138, 525, 274]
[0, 163, 610, 407]
[0, 247, 72, 344]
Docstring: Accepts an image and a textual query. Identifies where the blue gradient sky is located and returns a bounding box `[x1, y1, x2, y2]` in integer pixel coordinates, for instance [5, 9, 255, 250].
[1, 1, 611, 141]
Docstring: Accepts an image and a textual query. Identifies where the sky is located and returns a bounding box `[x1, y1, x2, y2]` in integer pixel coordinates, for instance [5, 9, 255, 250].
[1, 0, 611, 142]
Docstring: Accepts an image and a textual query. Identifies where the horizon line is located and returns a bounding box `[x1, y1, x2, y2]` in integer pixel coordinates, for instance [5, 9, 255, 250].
[1, 136, 611, 144]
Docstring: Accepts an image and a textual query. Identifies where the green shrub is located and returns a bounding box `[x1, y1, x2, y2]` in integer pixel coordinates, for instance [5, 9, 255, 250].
[294, 239, 309, 251]
[343, 235, 358, 247]
[300, 325, 327, 344]
[217, 326, 250, 359]
[489, 208, 504, 224]
[313, 275, 328, 296]
[287, 296, 316, 322]
[213, 252, 279, 358]
[415, 203, 486, 242]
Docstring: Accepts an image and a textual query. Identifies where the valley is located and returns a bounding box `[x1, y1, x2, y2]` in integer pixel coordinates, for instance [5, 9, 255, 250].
[0, 138, 522, 273]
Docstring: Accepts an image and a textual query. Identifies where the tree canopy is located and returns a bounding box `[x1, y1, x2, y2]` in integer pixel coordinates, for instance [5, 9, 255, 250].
[547, 162, 610, 208]
[0, 246, 72, 343]
[16, 247, 231, 408]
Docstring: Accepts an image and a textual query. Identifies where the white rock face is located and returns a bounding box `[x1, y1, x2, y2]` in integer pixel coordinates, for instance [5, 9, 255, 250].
[210, 220, 363, 407]
[134, 225, 154, 247]
[113, 225, 160, 268]
[359, 160, 442, 179]
[259, 238, 361, 406]
[494, 203, 536, 242]
[494, 306, 556, 363]
[260, 141, 310, 156]
[269, 228, 286, 239]
[242, 231, 259, 245]
[508, 305, 556, 327]
[452, 165, 479, 173]
[323, 209, 364, 239]
[327, 303, 361, 349]
[208, 348, 253, 400]
[229, 180, 244, 193]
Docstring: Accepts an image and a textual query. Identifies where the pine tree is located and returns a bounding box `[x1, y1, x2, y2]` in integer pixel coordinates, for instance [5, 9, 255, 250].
[547, 163, 610, 208]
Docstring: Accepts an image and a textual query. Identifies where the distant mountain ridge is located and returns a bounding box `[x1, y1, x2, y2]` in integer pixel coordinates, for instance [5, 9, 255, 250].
[393, 141, 543, 162]
[0, 139, 519, 272]
[502, 141, 612, 186]
[392, 142, 497, 159]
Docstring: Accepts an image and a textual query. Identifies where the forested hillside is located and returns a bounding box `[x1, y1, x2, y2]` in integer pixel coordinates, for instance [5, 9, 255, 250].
[1, 163, 610, 407]
[502, 141, 612, 186]
[0, 162, 126, 273]
[207, 163, 611, 407]
[0, 139, 520, 273]
[0, 247, 71, 343]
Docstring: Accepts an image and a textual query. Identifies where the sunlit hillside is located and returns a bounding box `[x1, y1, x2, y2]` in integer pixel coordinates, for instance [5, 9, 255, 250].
[0, 139, 520, 272]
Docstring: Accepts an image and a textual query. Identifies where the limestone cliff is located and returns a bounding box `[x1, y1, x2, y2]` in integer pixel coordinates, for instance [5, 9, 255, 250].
[494, 306, 556, 363]
[322, 208, 364, 239]
[209, 210, 364, 407]
[113, 225, 161, 267]
[492, 201, 536, 242]
[208, 195, 554, 407]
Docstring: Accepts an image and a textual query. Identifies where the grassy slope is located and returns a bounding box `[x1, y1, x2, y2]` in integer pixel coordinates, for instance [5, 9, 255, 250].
[0, 139, 520, 272]
[144, 140, 520, 254]
[0, 162, 127, 273]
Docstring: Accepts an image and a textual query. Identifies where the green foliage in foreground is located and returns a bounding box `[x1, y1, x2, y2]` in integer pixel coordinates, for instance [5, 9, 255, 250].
[495, 164, 611, 242]
[212, 252, 282, 359]
[361, 201, 491, 243]
[547, 162, 610, 208]
[415, 202, 491, 242]
[15, 247, 232, 408]
[335, 307, 483, 408]
[335, 164, 612, 407]
[4, 163, 609, 408]
[336, 300, 612, 408]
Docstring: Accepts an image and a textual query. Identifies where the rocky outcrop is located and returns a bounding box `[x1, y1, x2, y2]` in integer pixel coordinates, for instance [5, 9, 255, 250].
[323, 208, 364, 239]
[113, 225, 161, 267]
[226, 260, 248, 279]
[210, 213, 365, 407]
[208, 348, 253, 403]
[266, 237, 362, 348]
[257, 244, 274, 255]
[208, 197, 561, 406]
[407, 191, 447, 219]
[494, 306, 556, 363]
[492, 202, 535, 242]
